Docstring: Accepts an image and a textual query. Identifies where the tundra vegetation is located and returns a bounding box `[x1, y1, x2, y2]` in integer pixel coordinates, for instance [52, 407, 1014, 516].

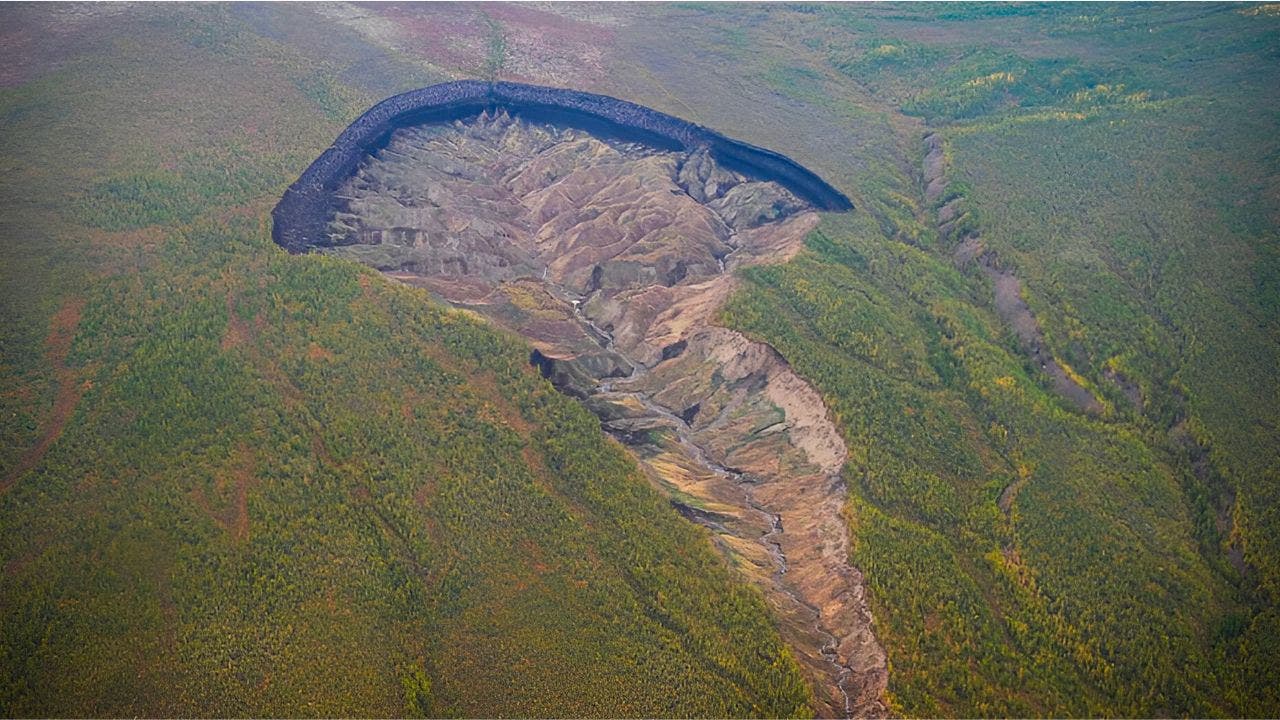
[1, 3, 1277, 718]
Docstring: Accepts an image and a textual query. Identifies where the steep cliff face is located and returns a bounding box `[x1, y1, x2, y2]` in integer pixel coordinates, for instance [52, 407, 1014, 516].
[272, 80, 853, 254]
[276, 104, 883, 718]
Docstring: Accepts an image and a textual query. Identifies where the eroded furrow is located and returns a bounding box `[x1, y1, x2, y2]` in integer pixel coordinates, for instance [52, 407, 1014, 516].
[924, 132, 1102, 416]
[315, 111, 887, 717]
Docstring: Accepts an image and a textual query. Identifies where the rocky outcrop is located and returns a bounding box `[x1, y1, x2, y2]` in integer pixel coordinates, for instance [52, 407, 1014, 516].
[276, 109, 885, 718]
[273, 80, 853, 254]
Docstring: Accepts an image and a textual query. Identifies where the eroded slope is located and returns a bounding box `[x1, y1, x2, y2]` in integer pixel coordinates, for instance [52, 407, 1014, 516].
[315, 111, 887, 718]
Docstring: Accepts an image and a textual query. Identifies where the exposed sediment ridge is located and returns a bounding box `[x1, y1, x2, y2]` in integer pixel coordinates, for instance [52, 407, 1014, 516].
[272, 80, 853, 254]
[273, 102, 883, 718]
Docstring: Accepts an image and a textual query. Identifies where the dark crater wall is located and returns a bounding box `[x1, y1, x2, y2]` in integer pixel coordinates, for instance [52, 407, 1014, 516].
[271, 80, 853, 253]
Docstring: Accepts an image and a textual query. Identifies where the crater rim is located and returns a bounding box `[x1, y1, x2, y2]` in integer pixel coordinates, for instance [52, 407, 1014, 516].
[272, 80, 853, 253]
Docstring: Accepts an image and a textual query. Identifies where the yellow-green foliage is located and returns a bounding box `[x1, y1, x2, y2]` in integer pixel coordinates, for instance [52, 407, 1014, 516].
[722, 3, 1280, 716]
[723, 210, 1255, 716]
[3, 3, 1278, 718]
[0, 7, 810, 716]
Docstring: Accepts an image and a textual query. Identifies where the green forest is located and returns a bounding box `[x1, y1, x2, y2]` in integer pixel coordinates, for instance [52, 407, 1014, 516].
[0, 6, 811, 716]
[721, 3, 1280, 716]
[2, 3, 1278, 718]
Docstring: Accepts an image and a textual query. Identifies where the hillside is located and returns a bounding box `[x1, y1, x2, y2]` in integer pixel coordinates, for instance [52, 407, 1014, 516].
[712, 4, 1280, 715]
[0, 5, 811, 716]
[279, 106, 884, 717]
[2, 3, 1278, 718]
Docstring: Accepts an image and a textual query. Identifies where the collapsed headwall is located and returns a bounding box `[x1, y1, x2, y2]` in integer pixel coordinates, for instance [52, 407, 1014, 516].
[271, 80, 853, 253]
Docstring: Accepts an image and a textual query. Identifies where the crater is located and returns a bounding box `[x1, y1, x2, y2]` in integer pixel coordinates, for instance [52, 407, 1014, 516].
[272, 81, 885, 718]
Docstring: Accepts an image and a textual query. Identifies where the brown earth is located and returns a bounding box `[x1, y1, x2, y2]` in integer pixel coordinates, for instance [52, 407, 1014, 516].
[2, 296, 89, 494]
[321, 112, 887, 718]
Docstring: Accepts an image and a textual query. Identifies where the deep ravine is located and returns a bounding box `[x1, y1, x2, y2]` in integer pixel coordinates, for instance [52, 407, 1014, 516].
[559, 255, 879, 719]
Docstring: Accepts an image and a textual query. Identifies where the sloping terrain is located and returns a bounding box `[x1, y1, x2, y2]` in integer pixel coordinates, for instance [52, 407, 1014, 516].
[307, 111, 885, 716]
[1, 240, 814, 718]
[1, 3, 1278, 718]
[0, 6, 812, 717]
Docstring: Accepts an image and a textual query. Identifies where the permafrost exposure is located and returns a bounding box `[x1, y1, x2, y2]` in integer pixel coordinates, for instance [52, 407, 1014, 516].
[272, 81, 852, 253]
[273, 82, 885, 718]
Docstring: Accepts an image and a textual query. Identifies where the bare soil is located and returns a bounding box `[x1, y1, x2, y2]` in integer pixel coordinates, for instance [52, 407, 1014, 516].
[2, 296, 88, 494]
[324, 113, 888, 717]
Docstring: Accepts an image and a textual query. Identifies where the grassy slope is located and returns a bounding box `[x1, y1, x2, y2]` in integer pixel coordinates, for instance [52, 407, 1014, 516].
[683, 4, 1279, 716]
[0, 6, 810, 716]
